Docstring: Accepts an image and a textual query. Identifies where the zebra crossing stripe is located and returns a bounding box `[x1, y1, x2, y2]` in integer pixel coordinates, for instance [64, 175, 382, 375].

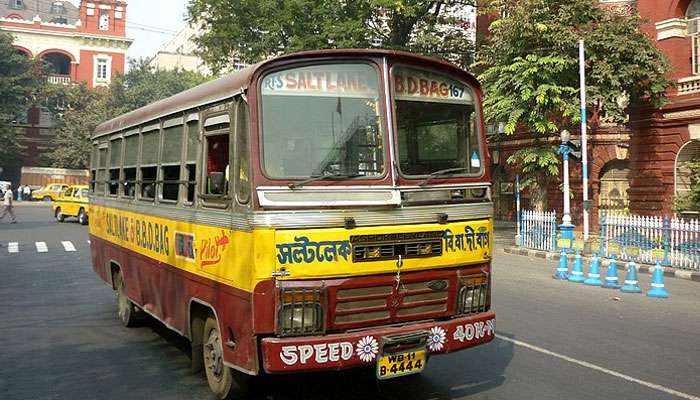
[62, 241, 76, 252]
[35, 242, 48, 253]
[8, 242, 19, 253]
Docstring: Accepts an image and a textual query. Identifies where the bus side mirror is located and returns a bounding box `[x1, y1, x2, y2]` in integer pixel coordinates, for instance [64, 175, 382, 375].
[208, 172, 225, 195]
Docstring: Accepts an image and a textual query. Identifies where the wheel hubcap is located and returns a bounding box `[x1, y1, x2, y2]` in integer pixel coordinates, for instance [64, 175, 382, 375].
[204, 329, 224, 381]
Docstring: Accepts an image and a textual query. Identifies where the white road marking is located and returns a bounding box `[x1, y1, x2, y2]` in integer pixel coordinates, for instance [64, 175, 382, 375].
[496, 334, 700, 400]
[35, 242, 48, 253]
[8, 242, 19, 253]
[61, 241, 76, 252]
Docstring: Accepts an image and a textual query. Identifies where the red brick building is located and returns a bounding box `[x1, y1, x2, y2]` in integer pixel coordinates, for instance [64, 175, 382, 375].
[484, 0, 700, 226]
[0, 0, 131, 183]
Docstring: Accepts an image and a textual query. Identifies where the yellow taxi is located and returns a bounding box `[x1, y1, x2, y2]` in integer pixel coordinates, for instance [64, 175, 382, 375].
[33, 183, 70, 202]
[52, 185, 89, 225]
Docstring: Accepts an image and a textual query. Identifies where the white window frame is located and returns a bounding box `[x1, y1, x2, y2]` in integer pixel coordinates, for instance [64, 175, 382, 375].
[93, 54, 112, 87]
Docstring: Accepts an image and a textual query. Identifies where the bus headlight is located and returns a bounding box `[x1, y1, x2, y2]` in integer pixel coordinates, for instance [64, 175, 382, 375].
[457, 274, 489, 315]
[277, 287, 325, 336]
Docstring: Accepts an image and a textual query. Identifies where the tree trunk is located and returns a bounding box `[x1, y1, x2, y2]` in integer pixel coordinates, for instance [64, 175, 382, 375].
[530, 185, 548, 212]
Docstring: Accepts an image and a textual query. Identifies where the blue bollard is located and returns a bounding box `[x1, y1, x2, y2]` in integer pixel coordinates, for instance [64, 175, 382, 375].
[647, 261, 669, 298]
[620, 261, 642, 293]
[554, 249, 569, 280]
[584, 253, 603, 286]
[568, 249, 585, 283]
[602, 255, 621, 289]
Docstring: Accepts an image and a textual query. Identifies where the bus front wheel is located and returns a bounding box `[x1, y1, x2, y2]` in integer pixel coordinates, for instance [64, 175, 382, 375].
[203, 316, 250, 399]
[114, 272, 139, 327]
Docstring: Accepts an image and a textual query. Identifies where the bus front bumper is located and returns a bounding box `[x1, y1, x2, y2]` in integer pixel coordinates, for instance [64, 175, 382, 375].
[261, 311, 495, 374]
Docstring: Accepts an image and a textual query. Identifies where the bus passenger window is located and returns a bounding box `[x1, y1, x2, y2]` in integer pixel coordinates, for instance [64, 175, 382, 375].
[140, 128, 160, 200]
[161, 122, 183, 202]
[205, 131, 229, 195]
[108, 138, 122, 196]
[96, 146, 107, 194]
[89, 145, 98, 192]
[123, 133, 138, 198]
[185, 120, 199, 203]
[235, 102, 250, 204]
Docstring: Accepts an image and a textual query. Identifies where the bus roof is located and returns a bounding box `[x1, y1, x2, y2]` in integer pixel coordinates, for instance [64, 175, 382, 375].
[92, 49, 479, 140]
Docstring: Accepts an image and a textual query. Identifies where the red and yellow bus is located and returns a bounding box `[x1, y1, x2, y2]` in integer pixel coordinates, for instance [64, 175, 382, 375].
[89, 49, 494, 399]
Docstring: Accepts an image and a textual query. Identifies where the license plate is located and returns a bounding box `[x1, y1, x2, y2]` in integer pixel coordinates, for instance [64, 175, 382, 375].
[376, 349, 426, 379]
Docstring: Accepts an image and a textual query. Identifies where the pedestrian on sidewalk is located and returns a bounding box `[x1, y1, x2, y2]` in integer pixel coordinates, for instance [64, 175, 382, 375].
[0, 184, 17, 223]
[23, 185, 30, 201]
[17, 185, 23, 201]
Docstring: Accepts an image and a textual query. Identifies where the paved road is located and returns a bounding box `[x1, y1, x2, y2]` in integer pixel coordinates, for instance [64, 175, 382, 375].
[1, 205, 699, 400]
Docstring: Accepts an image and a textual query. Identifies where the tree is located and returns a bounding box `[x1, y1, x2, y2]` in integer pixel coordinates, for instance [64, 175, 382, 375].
[477, 0, 672, 209]
[187, 0, 476, 72]
[0, 32, 43, 168]
[43, 60, 210, 169]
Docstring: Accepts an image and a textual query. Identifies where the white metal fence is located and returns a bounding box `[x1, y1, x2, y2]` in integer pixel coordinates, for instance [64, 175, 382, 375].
[520, 210, 557, 252]
[600, 213, 700, 270]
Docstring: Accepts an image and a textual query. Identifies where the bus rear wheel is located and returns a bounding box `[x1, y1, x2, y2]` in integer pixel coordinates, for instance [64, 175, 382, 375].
[203, 316, 250, 399]
[114, 272, 139, 327]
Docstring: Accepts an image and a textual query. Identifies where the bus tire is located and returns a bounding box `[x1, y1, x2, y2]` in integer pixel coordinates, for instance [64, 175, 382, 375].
[203, 316, 250, 399]
[78, 208, 88, 225]
[55, 207, 65, 222]
[114, 272, 139, 327]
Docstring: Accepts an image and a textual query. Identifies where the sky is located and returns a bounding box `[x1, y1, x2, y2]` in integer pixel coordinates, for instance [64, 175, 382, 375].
[67, 0, 190, 63]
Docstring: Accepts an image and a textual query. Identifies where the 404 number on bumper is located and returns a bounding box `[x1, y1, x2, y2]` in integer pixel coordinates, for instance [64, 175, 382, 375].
[261, 311, 495, 374]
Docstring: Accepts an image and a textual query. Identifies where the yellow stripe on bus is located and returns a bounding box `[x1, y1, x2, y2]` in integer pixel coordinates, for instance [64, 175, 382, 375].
[89, 204, 492, 292]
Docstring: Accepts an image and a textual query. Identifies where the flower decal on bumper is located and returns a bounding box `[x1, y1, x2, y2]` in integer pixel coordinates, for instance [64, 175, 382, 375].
[356, 336, 379, 362]
[427, 326, 447, 352]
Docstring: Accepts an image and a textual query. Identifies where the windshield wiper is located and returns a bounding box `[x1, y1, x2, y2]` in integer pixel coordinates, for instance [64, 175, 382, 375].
[288, 173, 363, 190]
[418, 167, 469, 187]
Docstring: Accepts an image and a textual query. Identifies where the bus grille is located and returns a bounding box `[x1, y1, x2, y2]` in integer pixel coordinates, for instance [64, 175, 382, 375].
[332, 278, 452, 328]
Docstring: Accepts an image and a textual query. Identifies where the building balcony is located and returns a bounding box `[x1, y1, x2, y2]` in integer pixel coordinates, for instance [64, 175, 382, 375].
[46, 74, 72, 85]
[677, 76, 700, 96]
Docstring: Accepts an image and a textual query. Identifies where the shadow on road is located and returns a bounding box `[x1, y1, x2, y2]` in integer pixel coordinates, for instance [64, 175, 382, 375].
[138, 316, 516, 400]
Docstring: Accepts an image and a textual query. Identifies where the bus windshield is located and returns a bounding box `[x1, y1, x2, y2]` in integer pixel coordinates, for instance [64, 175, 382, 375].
[393, 66, 482, 177]
[260, 63, 385, 179]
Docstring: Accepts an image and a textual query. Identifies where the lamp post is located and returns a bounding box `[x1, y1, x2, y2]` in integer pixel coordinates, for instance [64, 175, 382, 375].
[559, 129, 575, 249]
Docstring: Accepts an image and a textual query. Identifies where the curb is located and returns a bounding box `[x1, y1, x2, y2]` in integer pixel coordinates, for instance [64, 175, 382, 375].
[503, 246, 700, 283]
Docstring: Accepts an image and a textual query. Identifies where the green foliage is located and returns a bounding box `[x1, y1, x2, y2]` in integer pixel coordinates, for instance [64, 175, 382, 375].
[0, 32, 43, 167]
[507, 145, 560, 210]
[478, 0, 672, 203]
[673, 159, 700, 214]
[477, 0, 672, 132]
[187, 0, 476, 72]
[43, 60, 210, 169]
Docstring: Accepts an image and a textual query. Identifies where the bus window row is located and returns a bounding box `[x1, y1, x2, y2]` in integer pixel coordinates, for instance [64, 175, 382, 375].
[90, 99, 251, 208]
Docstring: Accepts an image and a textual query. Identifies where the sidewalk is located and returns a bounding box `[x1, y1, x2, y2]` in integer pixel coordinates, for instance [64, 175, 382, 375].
[497, 235, 700, 285]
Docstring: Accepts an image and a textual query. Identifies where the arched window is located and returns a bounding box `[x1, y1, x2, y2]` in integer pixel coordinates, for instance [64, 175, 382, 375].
[675, 140, 700, 195]
[598, 160, 631, 215]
